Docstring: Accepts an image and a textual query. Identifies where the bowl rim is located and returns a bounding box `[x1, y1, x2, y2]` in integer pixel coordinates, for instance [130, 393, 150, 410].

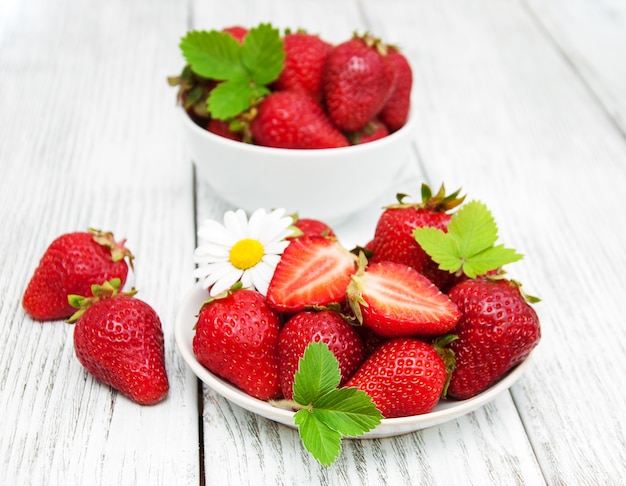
[179, 104, 417, 157]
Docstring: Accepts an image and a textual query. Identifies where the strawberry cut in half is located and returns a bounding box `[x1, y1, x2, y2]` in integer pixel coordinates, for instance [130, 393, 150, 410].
[347, 258, 460, 338]
[266, 235, 358, 313]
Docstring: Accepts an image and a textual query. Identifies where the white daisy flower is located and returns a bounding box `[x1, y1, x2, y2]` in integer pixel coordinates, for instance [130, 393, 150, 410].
[193, 208, 294, 296]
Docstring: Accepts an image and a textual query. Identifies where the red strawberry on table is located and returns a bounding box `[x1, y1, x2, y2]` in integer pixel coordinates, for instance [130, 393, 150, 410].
[275, 31, 332, 102]
[379, 47, 413, 131]
[323, 33, 396, 131]
[446, 277, 541, 399]
[278, 309, 364, 399]
[22, 229, 133, 321]
[347, 258, 460, 338]
[266, 235, 358, 313]
[70, 280, 169, 405]
[251, 91, 349, 149]
[368, 184, 464, 289]
[193, 288, 282, 401]
[345, 337, 449, 418]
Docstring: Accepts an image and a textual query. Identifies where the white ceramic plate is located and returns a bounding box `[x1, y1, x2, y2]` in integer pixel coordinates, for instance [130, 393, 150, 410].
[174, 282, 533, 439]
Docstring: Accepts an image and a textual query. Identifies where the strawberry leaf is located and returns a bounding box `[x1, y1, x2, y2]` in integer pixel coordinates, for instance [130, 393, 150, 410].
[288, 342, 382, 466]
[241, 23, 285, 85]
[413, 200, 523, 278]
[293, 341, 341, 405]
[180, 30, 246, 80]
[294, 410, 342, 466]
[208, 80, 270, 120]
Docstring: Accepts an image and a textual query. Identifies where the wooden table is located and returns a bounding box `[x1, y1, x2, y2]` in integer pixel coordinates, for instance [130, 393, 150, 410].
[2, 0, 625, 484]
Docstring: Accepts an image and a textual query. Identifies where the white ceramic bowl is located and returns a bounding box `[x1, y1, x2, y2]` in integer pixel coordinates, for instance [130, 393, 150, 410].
[179, 108, 417, 224]
[174, 282, 534, 439]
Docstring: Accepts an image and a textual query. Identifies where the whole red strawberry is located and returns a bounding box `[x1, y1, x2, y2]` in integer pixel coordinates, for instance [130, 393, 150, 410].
[275, 31, 332, 102]
[23, 229, 133, 321]
[70, 280, 169, 405]
[287, 216, 337, 239]
[345, 337, 449, 418]
[193, 288, 282, 401]
[347, 259, 460, 338]
[267, 235, 358, 313]
[278, 309, 364, 399]
[379, 47, 413, 131]
[323, 34, 396, 131]
[446, 277, 541, 399]
[347, 118, 389, 145]
[368, 185, 464, 289]
[251, 91, 349, 149]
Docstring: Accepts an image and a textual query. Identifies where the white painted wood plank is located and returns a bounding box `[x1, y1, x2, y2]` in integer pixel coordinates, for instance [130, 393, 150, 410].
[525, 0, 626, 134]
[0, 0, 200, 484]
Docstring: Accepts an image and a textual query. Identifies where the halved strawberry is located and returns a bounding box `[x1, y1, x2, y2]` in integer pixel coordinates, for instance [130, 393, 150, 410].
[347, 259, 460, 338]
[266, 235, 358, 313]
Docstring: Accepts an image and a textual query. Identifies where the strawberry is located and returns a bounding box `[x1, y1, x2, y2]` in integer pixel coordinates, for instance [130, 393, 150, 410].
[288, 216, 337, 239]
[22, 229, 133, 321]
[266, 235, 358, 313]
[207, 118, 243, 141]
[193, 288, 282, 401]
[379, 47, 413, 131]
[251, 91, 349, 149]
[446, 277, 541, 399]
[70, 280, 169, 405]
[345, 337, 448, 418]
[278, 309, 364, 399]
[322, 34, 396, 131]
[347, 259, 460, 338]
[222, 25, 248, 43]
[368, 185, 465, 289]
[275, 31, 332, 102]
[346, 118, 389, 145]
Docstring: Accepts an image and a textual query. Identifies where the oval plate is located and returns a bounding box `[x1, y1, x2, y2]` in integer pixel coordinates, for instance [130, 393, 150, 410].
[174, 282, 533, 439]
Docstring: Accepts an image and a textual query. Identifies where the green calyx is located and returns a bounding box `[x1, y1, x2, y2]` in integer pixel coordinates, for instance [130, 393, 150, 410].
[432, 334, 458, 398]
[67, 278, 137, 323]
[89, 228, 134, 270]
[387, 183, 465, 213]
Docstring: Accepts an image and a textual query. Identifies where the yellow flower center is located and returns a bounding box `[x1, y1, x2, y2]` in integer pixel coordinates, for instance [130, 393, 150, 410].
[229, 238, 264, 270]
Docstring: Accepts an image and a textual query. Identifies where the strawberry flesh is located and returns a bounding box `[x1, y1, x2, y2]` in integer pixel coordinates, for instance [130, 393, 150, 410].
[348, 261, 460, 338]
[266, 236, 358, 313]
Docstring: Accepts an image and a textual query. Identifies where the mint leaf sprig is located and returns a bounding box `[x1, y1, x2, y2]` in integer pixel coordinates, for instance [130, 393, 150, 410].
[413, 200, 523, 278]
[270, 342, 382, 466]
[178, 23, 285, 120]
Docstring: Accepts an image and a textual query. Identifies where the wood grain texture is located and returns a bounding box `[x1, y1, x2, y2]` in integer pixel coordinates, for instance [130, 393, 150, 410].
[0, 0, 200, 484]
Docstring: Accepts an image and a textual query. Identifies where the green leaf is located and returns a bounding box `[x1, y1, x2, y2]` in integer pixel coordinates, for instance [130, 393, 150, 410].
[413, 227, 462, 273]
[413, 199, 524, 278]
[180, 30, 247, 80]
[292, 342, 341, 406]
[207, 80, 270, 120]
[294, 410, 342, 466]
[311, 387, 382, 437]
[241, 23, 285, 85]
[289, 342, 383, 466]
[462, 245, 524, 278]
[447, 200, 498, 258]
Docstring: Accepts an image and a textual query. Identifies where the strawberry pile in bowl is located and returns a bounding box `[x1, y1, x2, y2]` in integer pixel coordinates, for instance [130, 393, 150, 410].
[174, 185, 542, 466]
[170, 23, 416, 224]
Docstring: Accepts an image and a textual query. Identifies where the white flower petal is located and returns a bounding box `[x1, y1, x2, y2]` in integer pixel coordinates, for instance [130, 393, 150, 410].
[247, 208, 268, 237]
[209, 268, 244, 296]
[248, 263, 274, 296]
[224, 209, 250, 240]
[197, 219, 236, 247]
[264, 240, 290, 256]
